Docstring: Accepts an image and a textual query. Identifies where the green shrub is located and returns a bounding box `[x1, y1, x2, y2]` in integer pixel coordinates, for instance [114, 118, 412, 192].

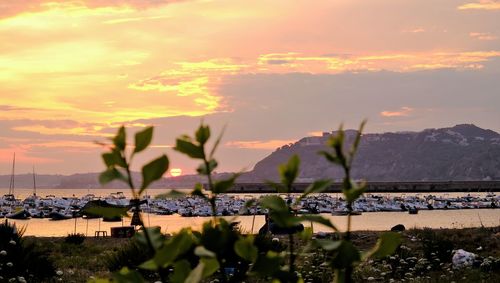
[105, 239, 159, 281]
[419, 228, 454, 269]
[64, 233, 86, 245]
[0, 220, 56, 282]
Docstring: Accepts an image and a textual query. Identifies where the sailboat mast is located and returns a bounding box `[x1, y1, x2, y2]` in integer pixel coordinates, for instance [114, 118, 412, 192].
[33, 165, 37, 196]
[9, 153, 15, 195]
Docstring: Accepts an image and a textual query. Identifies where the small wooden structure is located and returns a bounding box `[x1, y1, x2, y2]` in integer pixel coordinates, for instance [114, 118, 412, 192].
[111, 226, 135, 238]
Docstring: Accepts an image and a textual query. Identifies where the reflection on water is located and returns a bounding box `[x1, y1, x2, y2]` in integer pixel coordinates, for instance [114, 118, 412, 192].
[6, 209, 499, 237]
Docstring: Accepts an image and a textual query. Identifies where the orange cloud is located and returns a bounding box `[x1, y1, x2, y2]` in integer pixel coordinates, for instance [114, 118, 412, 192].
[257, 51, 500, 73]
[458, 1, 500, 10]
[403, 27, 425, 33]
[225, 139, 296, 150]
[129, 59, 247, 111]
[380, 107, 414, 117]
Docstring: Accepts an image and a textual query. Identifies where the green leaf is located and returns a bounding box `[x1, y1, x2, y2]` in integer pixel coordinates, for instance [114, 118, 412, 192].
[318, 151, 342, 165]
[140, 155, 169, 194]
[363, 232, 402, 260]
[299, 215, 338, 232]
[112, 267, 145, 283]
[200, 258, 219, 278]
[251, 251, 283, 277]
[260, 195, 289, 213]
[349, 120, 366, 163]
[155, 190, 187, 199]
[99, 168, 126, 185]
[135, 226, 164, 250]
[195, 124, 210, 145]
[299, 226, 313, 241]
[269, 211, 298, 228]
[234, 236, 258, 262]
[102, 153, 116, 167]
[212, 173, 239, 194]
[330, 241, 361, 269]
[138, 259, 158, 271]
[175, 138, 205, 159]
[208, 125, 226, 159]
[83, 205, 129, 219]
[194, 246, 216, 258]
[265, 180, 287, 193]
[342, 181, 366, 203]
[184, 261, 204, 283]
[113, 126, 126, 151]
[169, 260, 192, 283]
[191, 183, 207, 200]
[134, 126, 153, 154]
[301, 179, 332, 198]
[278, 155, 300, 190]
[239, 199, 256, 214]
[154, 229, 194, 268]
[315, 239, 342, 251]
[196, 159, 217, 175]
[102, 149, 126, 168]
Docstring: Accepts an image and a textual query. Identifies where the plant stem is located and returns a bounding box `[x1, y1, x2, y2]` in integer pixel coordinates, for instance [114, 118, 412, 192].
[286, 188, 296, 280]
[125, 158, 166, 282]
[204, 159, 217, 225]
[289, 232, 295, 277]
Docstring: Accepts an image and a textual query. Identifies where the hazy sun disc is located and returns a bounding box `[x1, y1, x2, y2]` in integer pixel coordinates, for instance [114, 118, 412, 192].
[170, 168, 182, 177]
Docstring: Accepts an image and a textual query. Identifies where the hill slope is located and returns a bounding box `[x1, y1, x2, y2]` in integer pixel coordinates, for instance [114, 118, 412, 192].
[246, 124, 500, 181]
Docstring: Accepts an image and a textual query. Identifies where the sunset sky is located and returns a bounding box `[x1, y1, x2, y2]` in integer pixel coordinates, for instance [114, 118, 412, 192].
[1, 0, 499, 175]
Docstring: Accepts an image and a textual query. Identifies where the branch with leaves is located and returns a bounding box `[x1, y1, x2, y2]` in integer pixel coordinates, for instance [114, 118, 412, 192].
[316, 120, 402, 283]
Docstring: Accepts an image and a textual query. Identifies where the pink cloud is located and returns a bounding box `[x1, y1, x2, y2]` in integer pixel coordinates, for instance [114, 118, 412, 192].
[380, 107, 414, 117]
[469, 32, 497, 41]
[225, 139, 296, 150]
[0, 147, 61, 164]
[0, 0, 185, 19]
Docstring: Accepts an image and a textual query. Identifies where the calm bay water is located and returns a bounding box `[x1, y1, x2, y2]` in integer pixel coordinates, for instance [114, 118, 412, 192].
[2, 188, 499, 236]
[4, 209, 499, 237]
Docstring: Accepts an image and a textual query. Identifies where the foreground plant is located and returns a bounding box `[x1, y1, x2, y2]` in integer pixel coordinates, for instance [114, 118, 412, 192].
[317, 121, 402, 283]
[90, 126, 170, 282]
[89, 122, 402, 283]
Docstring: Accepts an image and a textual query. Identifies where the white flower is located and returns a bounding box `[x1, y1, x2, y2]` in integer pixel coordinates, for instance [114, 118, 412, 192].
[8, 240, 16, 245]
[6, 262, 13, 267]
[0, 250, 6, 256]
[272, 237, 279, 243]
[56, 270, 63, 276]
[367, 277, 375, 281]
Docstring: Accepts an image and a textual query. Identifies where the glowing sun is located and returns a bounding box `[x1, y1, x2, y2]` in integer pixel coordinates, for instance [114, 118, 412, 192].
[170, 168, 182, 177]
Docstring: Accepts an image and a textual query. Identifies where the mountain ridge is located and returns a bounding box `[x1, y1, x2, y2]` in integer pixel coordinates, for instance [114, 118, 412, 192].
[245, 124, 500, 182]
[2, 124, 499, 189]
